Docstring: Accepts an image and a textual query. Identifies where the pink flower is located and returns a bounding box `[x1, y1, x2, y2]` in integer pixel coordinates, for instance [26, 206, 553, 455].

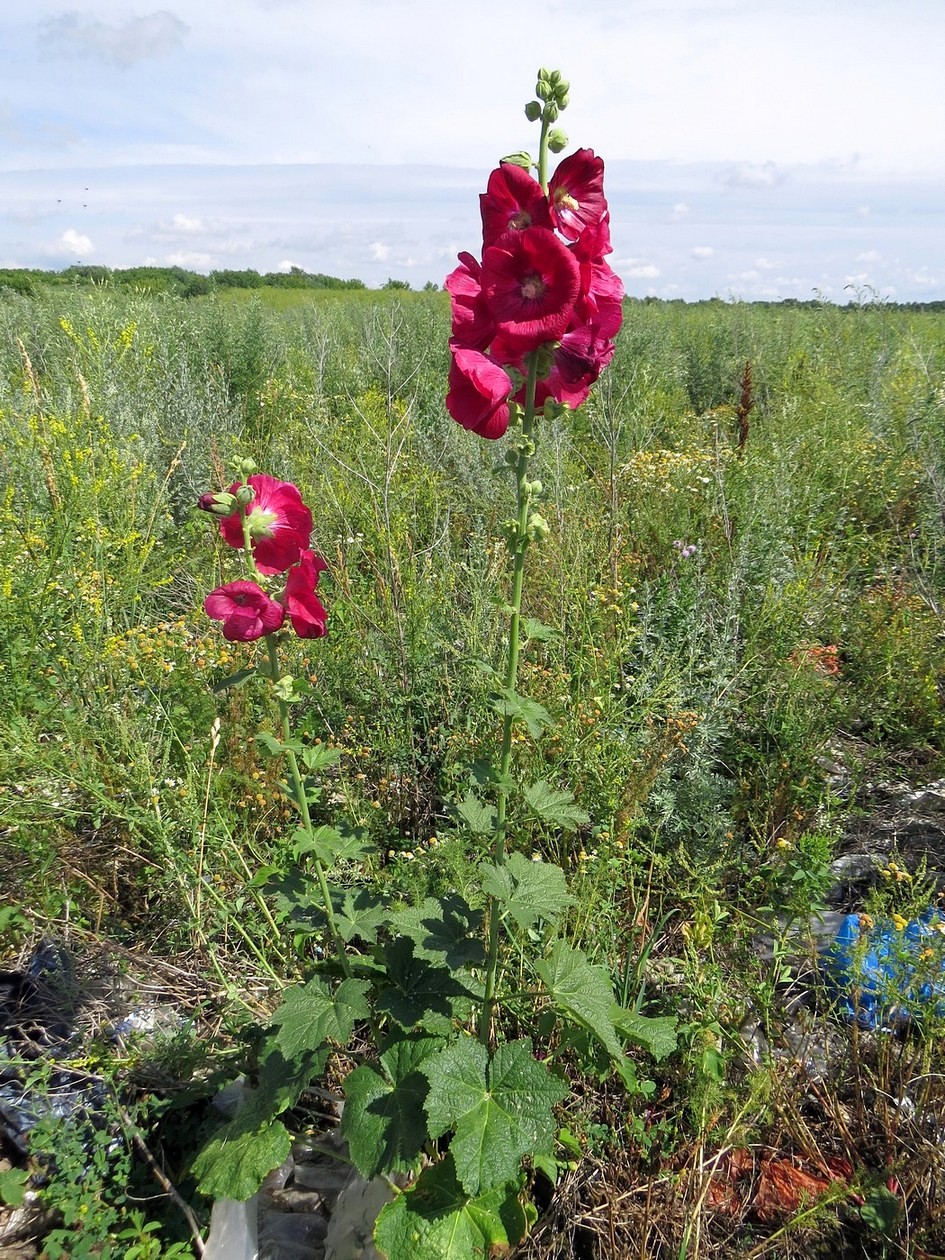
[284, 551, 329, 638]
[481, 227, 580, 353]
[218, 474, 313, 575]
[445, 252, 494, 351]
[548, 149, 607, 242]
[204, 581, 286, 641]
[480, 163, 552, 247]
[446, 347, 513, 439]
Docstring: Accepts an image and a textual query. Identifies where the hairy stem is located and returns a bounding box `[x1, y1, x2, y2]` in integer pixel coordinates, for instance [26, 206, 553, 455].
[265, 635, 351, 977]
[479, 356, 539, 1044]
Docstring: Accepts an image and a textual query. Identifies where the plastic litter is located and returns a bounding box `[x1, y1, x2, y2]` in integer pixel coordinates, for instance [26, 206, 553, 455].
[0, 939, 109, 1158]
[822, 908, 945, 1030]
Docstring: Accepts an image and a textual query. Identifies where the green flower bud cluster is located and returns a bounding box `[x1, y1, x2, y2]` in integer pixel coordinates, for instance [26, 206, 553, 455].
[524, 67, 570, 130]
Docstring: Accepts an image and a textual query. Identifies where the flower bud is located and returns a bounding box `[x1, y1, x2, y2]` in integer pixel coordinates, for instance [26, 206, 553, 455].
[545, 103, 559, 123]
[524, 100, 542, 122]
[556, 90, 570, 110]
[525, 479, 543, 497]
[500, 150, 533, 170]
[547, 128, 568, 154]
[527, 513, 550, 542]
[198, 491, 238, 516]
[235, 484, 256, 508]
[237, 456, 258, 478]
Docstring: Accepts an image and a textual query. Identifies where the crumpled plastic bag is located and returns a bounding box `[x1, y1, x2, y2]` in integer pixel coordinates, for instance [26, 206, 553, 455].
[822, 908, 945, 1030]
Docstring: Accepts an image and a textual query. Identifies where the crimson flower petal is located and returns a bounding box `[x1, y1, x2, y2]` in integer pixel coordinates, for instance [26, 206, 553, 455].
[284, 550, 329, 638]
[446, 347, 513, 440]
[548, 148, 607, 242]
[445, 252, 494, 351]
[204, 581, 286, 641]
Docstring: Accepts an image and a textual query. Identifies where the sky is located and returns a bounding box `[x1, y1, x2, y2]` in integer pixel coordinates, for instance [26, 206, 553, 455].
[3, 0, 944, 302]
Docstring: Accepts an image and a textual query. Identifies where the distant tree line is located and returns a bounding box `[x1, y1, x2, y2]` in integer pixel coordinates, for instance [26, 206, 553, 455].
[0, 265, 370, 298]
[0, 266, 940, 310]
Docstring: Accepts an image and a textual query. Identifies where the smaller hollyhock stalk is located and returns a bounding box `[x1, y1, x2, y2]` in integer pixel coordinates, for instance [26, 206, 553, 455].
[199, 458, 348, 971]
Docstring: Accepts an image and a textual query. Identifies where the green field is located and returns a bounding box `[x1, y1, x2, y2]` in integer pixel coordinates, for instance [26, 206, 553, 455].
[1, 283, 944, 1258]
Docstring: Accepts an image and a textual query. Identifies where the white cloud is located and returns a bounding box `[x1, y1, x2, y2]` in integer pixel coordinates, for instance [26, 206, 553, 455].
[691, 245, 714, 259]
[754, 257, 777, 270]
[671, 202, 689, 220]
[40, 11, 189, 69]
[718, 161, 785, 189]
[165, 250, 214, 268]
[171, 213, 204, 233]
[625, 263, 661, 279]
[45, 227, 93, 258]
[855, 249, 880, 263]
[370, 242, 390, 261]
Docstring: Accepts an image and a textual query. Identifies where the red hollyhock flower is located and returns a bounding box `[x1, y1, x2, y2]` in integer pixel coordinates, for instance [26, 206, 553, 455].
[481, 227, 580, 352]
[219, 474, 313, 575]
[284, 550, 329, 638]
[205, 581, 286, 641]
[548, 148, 607, 242]
[445, 252, 494, 351]
[480, 163, 552, 247]
[446, 347, 513, 439]
[493, 324, 615, 412]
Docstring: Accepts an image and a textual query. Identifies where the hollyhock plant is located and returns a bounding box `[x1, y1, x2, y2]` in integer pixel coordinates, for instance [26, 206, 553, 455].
[284, 550, 329, 638]
[204, 580, 286, 642]
[217, 473, 313, 575]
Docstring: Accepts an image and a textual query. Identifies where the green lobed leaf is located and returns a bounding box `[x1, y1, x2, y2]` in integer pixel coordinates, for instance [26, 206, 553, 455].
[489, 687, 551, 739]
[256, 731, 304, 757]
[341, 1034, 443, 1178]
[480, 852, 573, 931]
[271, 976, 370, 1059]
[522, 617, 558, 643]
[375, 937, 476, 1033]
[391, 894, 486, 970]
[300, 743, 341, 772]
[423, 1037, 567, 1196]
[192, 1115, 291, 1202]
[292, 824, 370, 866]
[523, 780, 589, 832]
[373, 1157, 527, 1260]
[455, 791, 497, 836]
[336, 887, 391, 944]
[610, 1004, 678, 1062]
[535, 940, 624, 1060]
[211, 667, 256, 694]
[192, 1042, 327, 1200]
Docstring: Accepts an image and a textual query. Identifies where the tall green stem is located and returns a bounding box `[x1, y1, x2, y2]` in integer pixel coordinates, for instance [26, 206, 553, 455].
[479, 356, 539, 1044]
[265, 635, 352, 978]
